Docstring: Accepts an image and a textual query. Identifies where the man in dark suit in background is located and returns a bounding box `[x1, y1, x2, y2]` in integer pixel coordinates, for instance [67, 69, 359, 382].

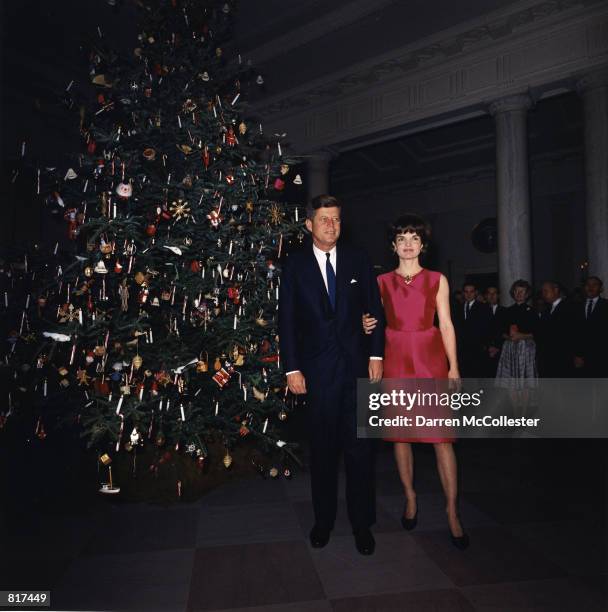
[484, 286, 506, 377]
[454, 282, 491, 377]
[574, 276, 608, 377]
[537, 281, 575, 377]
[279, 194, 385, 555]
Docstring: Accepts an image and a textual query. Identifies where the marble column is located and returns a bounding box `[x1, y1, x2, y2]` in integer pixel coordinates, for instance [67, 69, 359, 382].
[577, 70, 608, 285]
[307, 151, 334, 202]
[489, 94, 533, 305]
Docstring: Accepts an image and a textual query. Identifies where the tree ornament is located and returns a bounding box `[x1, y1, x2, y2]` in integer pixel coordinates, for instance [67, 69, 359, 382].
[132, 354, 143, 369]
[145, 224, 157, 237]
[269, 203, 284, 224]
[206, 208, 223, 228]
[116, 182, 133, 199]
[238, 121, 247, 135]
[280, 164, 290, 175]
[278, 409, 288, 421]
[134, 271, 146, 285]
[226, 126, 236, 146]
[202, 146, 210, 168]
[223, 451, 233, 468]
[170, 199, 191, 221]
[143, 148, 156, 161]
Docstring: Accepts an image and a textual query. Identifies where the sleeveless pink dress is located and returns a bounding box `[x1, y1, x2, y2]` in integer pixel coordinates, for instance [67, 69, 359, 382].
[378, 269, 453, 443]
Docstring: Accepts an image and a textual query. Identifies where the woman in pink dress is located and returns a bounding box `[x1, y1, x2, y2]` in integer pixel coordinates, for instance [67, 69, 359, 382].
[364, 214, 468, 549]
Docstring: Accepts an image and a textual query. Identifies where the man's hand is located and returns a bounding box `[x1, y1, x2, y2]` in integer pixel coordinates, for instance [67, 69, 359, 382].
[362, 313, 378, 335]
[368, 359, 383, 383]
[286, 371, 307, 395]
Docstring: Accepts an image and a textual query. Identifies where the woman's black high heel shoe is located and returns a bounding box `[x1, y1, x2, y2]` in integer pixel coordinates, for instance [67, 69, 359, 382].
[401, 501, 418, 531]
[450, 531, 469, 550]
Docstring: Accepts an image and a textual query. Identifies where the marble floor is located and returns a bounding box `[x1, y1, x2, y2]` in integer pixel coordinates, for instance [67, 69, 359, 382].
[1, 439, 607, 611]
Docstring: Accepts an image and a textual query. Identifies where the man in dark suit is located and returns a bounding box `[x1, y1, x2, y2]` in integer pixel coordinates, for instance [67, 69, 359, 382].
[484, 286, 507, 377]
[574, 276, 608, 377]
[279, 194, 385, 555]
[454, 282, 491, 378]
[536, 281, 575, 377]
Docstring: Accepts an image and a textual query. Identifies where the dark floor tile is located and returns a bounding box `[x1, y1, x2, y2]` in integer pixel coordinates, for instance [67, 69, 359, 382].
[196, 502, 303, 547]
[412, 525, 566, 587]
[292, 498, 400, 538]
[187, 540, 325, 610]
[331, 587, 475, 611]
[207, 602, 332, 612]
[0, 552, 73, 590]
[200, 477, 288, 507]
[52, 548, 194, 611]
[464, 488, 604, 525]
[83, 506, 199, 555]
[310, 532, 453, 599]
[461, 576, 608, 611]
[508, 520, 607, 575]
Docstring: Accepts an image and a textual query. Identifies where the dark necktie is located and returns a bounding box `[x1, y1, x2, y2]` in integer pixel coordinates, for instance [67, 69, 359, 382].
[586, 299, 593, 319]
[326, 252, 336, 309]
[466, 302, 472, 319]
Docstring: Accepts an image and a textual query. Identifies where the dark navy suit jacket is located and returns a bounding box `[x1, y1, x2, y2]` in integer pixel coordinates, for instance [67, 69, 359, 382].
[278, 242, 385, 387]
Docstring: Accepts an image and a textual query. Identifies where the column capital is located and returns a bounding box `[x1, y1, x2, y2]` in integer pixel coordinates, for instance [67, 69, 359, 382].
[307, 148, 339, 164]
[576, 68, 608, 95]
[489, 93, 533, 116]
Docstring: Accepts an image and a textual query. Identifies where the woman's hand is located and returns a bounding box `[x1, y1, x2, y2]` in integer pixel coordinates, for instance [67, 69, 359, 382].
[448, 367, 461, 392]
[362, 313, 378, 335]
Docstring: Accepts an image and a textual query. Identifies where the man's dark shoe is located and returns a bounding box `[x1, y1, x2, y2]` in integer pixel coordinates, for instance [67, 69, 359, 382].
[309, 525, 330, 548]
[354, 528, 375, 555]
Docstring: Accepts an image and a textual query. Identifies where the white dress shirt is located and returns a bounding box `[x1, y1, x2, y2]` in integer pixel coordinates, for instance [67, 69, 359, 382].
[312, 243, 337, 291]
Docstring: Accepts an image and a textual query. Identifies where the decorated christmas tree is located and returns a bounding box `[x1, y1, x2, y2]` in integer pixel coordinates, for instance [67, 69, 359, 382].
[1, 0, 305, 499]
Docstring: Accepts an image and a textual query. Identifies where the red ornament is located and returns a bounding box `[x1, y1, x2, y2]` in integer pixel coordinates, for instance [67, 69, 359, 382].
[207, 208, 223, 228]
[212, 361, 235, 388]
[114, 260, 123, 273]
[190, 260, 201, 273]
[145, 224, 157, 237]
[274, 177, 285, 191]
[97, 93, 105, 105]
[64, 208, 81, 240]
[226, 126, 236, 146]
[227, 286, 240, 304]
[202, 146, 210, 169]
[87, 140, 97, 154]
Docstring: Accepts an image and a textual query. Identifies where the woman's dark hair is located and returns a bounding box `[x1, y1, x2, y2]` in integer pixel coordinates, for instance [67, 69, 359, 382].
[389, 214, 431, 252]
[509, 279, 532, 299]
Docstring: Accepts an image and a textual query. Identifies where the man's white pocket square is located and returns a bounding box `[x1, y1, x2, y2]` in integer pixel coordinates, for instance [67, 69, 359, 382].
[350, 278, 358, 284]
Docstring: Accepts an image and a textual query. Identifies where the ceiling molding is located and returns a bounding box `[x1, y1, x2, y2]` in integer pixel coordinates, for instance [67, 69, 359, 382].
[245, 0, 396, 64]
[254, 0, 600, 117]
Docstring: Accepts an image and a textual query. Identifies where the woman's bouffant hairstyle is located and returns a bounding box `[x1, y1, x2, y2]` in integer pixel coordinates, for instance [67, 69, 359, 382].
[389, 214, 431, 253]
[509, 279, 532, 299]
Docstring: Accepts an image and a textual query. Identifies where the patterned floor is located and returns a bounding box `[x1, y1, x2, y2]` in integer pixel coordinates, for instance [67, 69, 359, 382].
[1, 439, 607, 611]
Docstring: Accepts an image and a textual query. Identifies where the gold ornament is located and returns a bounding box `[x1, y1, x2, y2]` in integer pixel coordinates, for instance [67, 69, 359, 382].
[213, 356, 221, 371]
[269, 467, 279, 478]
[134, 271, 146, 285]
[170, 199, 191, 221]
[280, 164, 289, 175]
[132, 355, 143, 369]
[269, 203, 284, 225]
[76, 369, 91, 386]
[278, 409, 288, 421]
[238, 121, 247, 135]
[245, 200, 254, 213]
[177, 144, 193, 155]
[223, 452, 233, 468]
[84, 266, 94, 278]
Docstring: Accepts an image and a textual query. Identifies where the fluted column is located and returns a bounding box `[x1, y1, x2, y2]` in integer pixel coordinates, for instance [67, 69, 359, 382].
[577, 70, 608, 285]
[307, 151, 334, 201]
[489, 94, 533, 305]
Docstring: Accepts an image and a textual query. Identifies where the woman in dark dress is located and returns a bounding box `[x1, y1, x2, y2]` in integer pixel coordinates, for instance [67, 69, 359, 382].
[495, 279, 538, 413]
[363, 215, 468, 549]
